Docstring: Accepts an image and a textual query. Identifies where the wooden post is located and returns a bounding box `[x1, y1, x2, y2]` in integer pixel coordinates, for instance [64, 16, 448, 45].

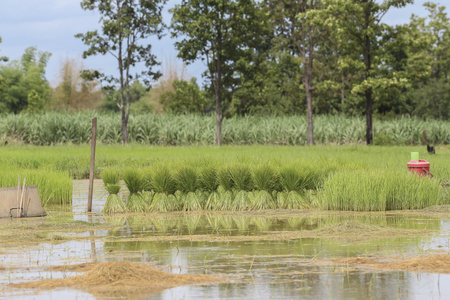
[88, 117, 97, 212]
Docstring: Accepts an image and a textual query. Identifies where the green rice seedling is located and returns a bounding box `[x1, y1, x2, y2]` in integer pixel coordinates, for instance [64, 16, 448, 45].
[249, 190, 276, 210]
[231, 190, 250, 210]
[168, 194, 178, 210]
[148, 193, 171, 212]
[204, 192, 221, 210]
[218, 189, 234, 210]
[105, 184, 121, 195]
[175, 166, 198, 193]
[123, 169, 147, 212]
[276, 191, 289, 209]
[230, 165, 253, 191]
[127, 193, 147, 212]
[123, 169, 146, 194]
[252, 166, 278, 192]
[183, 192, 203, 211]
[102, 184, 127, 215]
[141, 191, 155, 209]
[279, 167, 301, 192]
[317, 169, 442, 211]
[285, 191, 310, 209]
[152, 167, 176, 195]
[141, 167, 153, 191]
[199, 167, 218, 192]
[195, 190, 208, 207]
[101, 168, 120, 186]
[173, 190, 184, 210]
[217, 167, 233, 191]
[279, 167, 317, 192]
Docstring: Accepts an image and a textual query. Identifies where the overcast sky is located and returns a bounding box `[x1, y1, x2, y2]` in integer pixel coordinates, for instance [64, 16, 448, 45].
[0, 0, 447, 87]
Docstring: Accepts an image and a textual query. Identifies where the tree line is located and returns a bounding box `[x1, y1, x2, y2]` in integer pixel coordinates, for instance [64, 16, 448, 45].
[0, 0, 449, 145]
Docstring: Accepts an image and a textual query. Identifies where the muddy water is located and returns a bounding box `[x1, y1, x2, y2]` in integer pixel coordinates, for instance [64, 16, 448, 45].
[1, 180, 450, 299]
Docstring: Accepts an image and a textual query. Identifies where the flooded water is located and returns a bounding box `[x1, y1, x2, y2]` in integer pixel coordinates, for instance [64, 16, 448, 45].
[1, 180, 450, 299]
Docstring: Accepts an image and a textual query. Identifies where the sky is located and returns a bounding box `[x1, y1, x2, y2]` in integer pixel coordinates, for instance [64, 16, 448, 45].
[0, 0, 447, 88]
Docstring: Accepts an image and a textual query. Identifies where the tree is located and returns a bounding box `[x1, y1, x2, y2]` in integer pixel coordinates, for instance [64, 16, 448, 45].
[0, 36, 8, 110]
[171, 0, 267, 145]
[160, 78, 209, 113]
[308, 0, 412, 144]
[266, 0, 323, 145]
[52, 58, 103, 110]
[404, 2, 450, 119]
[76, 0, 166, 143]
[0, 47, 51, 113]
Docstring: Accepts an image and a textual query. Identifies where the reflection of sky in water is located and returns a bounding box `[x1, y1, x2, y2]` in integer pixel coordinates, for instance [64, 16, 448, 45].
[2, 180, 450, 299]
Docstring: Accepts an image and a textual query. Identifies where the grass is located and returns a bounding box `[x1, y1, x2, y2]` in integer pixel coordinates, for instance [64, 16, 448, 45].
[317, 170, 442, 211]
[1, 144, 449, 212]
[2, 112, 450, 145]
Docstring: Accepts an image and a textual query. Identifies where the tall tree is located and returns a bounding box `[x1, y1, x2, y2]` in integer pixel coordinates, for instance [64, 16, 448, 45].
[308, 0, 412, 144]
[266, 0, 323, 145]
[76, 0, 166, 143]
[171, 0, 266, 145]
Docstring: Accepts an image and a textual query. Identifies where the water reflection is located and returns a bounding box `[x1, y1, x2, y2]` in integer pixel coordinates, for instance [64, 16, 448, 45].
[2, 180, 449, 299]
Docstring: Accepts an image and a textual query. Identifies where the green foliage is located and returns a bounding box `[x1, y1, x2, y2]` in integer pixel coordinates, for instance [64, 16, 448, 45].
[126, 193, 147, 212]
[252, 166, 278, 191]
[0, 47, 51, 114]
[160, 78, 209, 113]
[217, 167, 233, 191]
[123, 169, 145, 194]
[175, 166, 198, 193]
[3, 112, 450, 146]
[101, 168, 120, 186]
[102, 194, 126, 214]
[198, 167, 218, 192]
[229, 165, 252, 191]
[0, 166, 72, 206]
[76, 0, 166, 143]
[317, 170, 442, 211]
[171, 0, 268, 144]
[105, 184, 121, 195]
[151, 167, 176, 194]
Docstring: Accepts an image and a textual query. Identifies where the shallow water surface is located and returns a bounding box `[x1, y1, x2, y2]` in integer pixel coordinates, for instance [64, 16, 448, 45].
[1, 180, 450, 299]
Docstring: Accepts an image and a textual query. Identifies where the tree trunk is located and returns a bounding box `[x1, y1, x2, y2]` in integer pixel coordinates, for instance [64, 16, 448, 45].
[302, 22, 315, 145]
[215, 70, 222, 146]
[365, 88, 373, 145]
[363, 5, 373, 145]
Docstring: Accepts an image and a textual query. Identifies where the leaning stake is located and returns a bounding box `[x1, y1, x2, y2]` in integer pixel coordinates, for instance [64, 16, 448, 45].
[88, 117, 97, 212]
[19, 177, 26, 218]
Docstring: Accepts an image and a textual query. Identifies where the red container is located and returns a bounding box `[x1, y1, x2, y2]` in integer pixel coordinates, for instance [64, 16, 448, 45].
[407, 160, 433, 178]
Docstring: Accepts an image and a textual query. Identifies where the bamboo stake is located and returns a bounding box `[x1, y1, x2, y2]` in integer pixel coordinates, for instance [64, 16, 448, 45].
[16, 176, 20, 218]
[19, 178, 26, 218]
[88, 117, 97, 212]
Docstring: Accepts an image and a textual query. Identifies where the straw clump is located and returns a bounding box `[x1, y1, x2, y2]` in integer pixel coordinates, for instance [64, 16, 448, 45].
[10, 261, 222, 298]
[330, 254, 450, 274]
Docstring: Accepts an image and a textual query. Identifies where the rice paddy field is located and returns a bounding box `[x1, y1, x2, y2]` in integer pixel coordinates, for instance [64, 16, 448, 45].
[2, 144, 450, 299]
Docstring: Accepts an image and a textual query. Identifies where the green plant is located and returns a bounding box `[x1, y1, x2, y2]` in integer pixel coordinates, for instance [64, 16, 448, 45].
[105, 184, 121, 195]
[217, 167, 233, 191]
[101, 168, 120, 186]
[229, 165, 252, 191]
[102, 194, 126, 214]
[175, 166, 198, 193]
[123, 169, 145, 194]
[198, 167, 218, 192]
[252, 166, 277, 191]
[152, 167, 176, 194]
